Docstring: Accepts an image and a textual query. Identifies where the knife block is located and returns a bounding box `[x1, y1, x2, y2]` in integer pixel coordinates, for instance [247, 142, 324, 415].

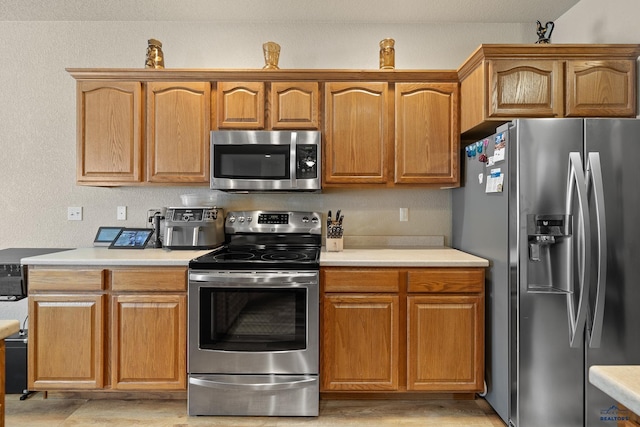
[326, 237, 343, 252]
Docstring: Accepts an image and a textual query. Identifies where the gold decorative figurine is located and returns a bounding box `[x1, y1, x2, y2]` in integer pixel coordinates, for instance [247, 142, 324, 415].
[379, 38, 395, 69]
[262, 41, 281, 70]
[145, 38, 165, 69]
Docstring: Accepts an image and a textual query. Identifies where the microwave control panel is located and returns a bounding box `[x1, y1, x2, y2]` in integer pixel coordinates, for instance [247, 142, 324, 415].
[296, 145, 318, 179]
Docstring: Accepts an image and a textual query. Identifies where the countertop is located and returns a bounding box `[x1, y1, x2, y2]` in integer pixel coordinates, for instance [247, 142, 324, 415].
[20, 246, 489, 268]
[590, 366, 640, 416]
[320, 247, 489, 267]
[0, 320, 20, 340]
[21, 247, 214, 266]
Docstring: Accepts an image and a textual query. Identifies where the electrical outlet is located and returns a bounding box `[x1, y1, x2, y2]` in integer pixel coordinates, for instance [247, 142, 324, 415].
[67, 207, 83, 221]
[399, 207, 409, 222]
[117, 206, 127, 221]
[147, 208, 164, 227]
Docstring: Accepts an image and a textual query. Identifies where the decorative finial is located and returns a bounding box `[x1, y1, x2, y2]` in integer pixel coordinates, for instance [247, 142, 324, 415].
[145, 38, 164, 68]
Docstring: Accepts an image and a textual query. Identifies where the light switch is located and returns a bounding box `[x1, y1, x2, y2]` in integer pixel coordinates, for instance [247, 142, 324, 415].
[117, 206, 127, 221]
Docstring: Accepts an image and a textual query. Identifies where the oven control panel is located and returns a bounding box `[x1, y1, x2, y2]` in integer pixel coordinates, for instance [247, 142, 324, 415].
[226, 211, 321, 234]
[258, 213, 289, 224]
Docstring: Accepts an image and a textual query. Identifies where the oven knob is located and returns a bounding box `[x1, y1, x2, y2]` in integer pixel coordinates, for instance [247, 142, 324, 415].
[228, 216, 236, 223]
[311, 216, 319, 223]
[247, 216, 253, 223]
[302, 216, 309, 223]
[238, 216, 245, 223]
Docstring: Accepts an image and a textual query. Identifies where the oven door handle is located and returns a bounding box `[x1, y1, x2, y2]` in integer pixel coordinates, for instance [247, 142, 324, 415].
[189, 375, 317, 391]
[189, 271, 317, 285]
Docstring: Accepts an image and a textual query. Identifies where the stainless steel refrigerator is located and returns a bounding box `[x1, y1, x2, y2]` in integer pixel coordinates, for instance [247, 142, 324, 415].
[452, 118, 640, 427]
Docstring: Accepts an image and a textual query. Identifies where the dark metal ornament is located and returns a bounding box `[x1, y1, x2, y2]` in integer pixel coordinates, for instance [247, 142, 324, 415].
[536, 21, 555, 44]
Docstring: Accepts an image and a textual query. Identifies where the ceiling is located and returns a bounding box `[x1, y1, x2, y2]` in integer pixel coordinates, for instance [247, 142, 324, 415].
[1, 0, 580, 23]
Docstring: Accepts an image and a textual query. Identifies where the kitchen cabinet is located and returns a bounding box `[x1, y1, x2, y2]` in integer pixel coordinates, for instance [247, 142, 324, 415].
[76, 81, 143, 185]
[324, 82, 390, 185]
[216, 81, 265, 129]
[146, 82, 210, 183]
[395, 83, 459, 185]
[28, 269, 106, 389]
[216, 81, 320, 129]
[270, 82, 320, 129]
[75, 80, 210, 186]
[324, 82, 459, 187]
[321, 267, 484, 395]
[458, 44, 640, 137]
[28, 266, 187, 392]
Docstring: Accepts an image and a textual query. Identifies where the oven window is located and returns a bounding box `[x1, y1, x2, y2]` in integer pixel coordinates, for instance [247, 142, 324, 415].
[199, 287, 307, 351]
[214, 145, 289, 179]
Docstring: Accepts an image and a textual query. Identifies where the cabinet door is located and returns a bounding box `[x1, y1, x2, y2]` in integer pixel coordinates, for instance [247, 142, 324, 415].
[395, 83, 459, 185]
[28, 294, 105, 390]
[146, 82, 211, 183]
[111, 294, 186, 390]
[77, 81, 143, 184]
[324, 82, 390, 184]
[270, 82, 320, 129]
[217, 82, 265, 129]
[566, 59, 636, 117]
[321, 294, 399, 391]
[407, 294, 484, 391]
[488, 59, 564, 118]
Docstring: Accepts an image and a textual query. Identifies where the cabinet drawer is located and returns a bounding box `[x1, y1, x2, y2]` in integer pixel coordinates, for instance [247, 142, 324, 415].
[323, 269, 400, 292]
[407, 268, 484, 293]
[110, 268, 186, 292]
[28, 269, 105, 292]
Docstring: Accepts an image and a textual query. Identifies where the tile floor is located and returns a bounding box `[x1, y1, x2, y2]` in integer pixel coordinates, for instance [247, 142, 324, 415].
[5, 393, 506, 426]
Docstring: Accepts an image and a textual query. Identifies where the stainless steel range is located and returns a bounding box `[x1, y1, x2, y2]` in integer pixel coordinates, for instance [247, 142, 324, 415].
[187, 210, 321, 417]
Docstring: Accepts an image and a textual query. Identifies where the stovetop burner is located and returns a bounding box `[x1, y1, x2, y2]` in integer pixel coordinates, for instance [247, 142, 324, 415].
[189, 210, 322, 270]
[190, 246, 320, 270]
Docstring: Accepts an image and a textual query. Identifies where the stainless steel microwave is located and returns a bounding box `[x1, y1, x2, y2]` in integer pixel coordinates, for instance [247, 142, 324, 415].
[210, 130, 321, 192]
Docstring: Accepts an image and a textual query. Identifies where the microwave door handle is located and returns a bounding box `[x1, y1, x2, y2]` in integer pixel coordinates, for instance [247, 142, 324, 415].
[290, 131, 298, 188]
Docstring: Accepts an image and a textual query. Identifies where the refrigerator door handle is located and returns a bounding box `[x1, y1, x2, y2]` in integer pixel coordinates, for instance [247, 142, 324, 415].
[586, 152, 607, 348]
[566, 152, 591, 348]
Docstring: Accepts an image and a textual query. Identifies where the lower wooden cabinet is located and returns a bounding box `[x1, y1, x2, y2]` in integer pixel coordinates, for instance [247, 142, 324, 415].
[28, 266, 187, 392]
[323, 294, 400, 391]
[321, 267, 484, 395]
[111, 294, 186, 390]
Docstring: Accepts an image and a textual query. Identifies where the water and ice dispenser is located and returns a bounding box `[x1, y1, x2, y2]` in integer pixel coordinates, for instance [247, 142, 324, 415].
[527, 214, 572, 293]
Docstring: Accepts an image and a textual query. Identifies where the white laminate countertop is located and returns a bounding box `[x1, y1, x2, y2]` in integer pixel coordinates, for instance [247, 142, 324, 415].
[19, 247, 489, 268]
[590, 366, 640, 416]
[0, 320, 20, 340]
[20, 247, 214, 266]
[320, 247, 489, 267]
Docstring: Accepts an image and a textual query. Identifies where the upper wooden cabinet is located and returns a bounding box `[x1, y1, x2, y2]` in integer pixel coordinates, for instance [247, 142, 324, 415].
[147, 82, 210, 183]
[324, 82, 390, 185]
[395, 83, 459, 185]
[216, 81, 265, 129]
[75, 79, 210, 186]
[270, 82, 320, 129]
[458, 44, 640, 138]
[324, 81, 459, 187]
[76, 81, 143, 184]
